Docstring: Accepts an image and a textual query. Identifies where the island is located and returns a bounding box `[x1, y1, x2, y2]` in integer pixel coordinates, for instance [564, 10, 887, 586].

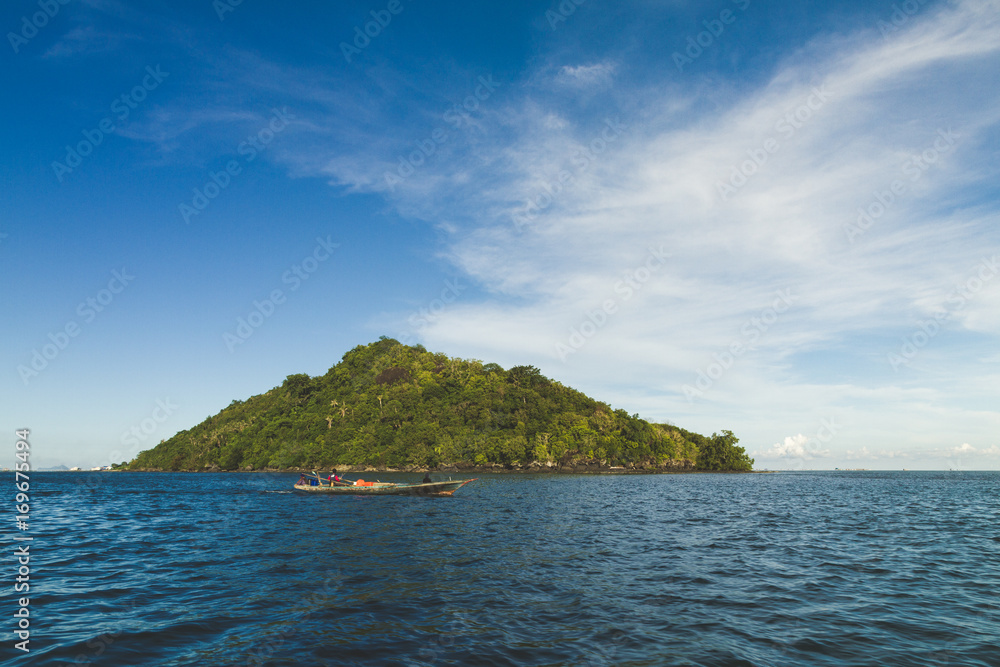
[128, 338, 754, 473]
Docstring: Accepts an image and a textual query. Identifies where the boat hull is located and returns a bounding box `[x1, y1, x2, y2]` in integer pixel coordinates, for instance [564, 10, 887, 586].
[293, 478, 476, 496]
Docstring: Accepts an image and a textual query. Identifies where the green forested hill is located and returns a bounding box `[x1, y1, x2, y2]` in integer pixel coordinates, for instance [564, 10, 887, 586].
[128, 338, 753, 472]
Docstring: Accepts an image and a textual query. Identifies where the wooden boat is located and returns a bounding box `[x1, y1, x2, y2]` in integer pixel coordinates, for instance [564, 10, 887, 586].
[293, 473, 476, 496]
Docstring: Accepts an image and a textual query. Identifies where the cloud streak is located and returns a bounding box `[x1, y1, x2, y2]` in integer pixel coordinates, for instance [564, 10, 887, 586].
[168, 0, 1000, 464]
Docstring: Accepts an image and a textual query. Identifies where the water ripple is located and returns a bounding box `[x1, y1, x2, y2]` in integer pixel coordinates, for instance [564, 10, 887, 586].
[9, 471, 1000, 666]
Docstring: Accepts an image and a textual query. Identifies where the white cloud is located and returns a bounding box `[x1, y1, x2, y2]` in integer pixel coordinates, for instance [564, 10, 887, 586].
[926, 442, 1000, 462]
[846, 447, 907, 460]
[846, 446, 872, 460]
[556, 63, 616, 87]
[405, 2, 999, 463]
[242, 0, 1000, 466]
[941, 442, 1000, 457]
[756, 433, 828, 459]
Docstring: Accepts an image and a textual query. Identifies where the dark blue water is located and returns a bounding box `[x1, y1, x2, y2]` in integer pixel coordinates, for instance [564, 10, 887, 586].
[6, 471, 999, 666]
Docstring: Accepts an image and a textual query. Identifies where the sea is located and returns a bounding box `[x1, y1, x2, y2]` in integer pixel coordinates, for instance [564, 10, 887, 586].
[6, 471, 998, 666]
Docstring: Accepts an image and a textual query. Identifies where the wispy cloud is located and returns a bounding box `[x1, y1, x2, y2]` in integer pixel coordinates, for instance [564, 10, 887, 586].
[397, 0, 1000, 452]
[556, 62, 616, 87]
[393, 3, 999, 346]
[43, 25, 138, 58]
[844, 446, 907, 461]
[154, 0, 1000, 458]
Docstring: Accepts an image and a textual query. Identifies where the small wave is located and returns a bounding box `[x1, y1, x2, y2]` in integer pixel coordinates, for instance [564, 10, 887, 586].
[26, 470, 1000, 666]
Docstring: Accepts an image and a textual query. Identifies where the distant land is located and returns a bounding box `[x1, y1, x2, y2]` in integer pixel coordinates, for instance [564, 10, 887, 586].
[129, 338, 754, 473]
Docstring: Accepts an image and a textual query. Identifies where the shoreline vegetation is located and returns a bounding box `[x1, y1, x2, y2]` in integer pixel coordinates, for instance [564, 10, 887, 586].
[120, 465, 756, 474]
[127, 338, 755, 473]
[121, 468, 770, 474]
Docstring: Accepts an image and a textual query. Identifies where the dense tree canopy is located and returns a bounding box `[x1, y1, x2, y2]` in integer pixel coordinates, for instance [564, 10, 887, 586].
[129, 338, 754, 472]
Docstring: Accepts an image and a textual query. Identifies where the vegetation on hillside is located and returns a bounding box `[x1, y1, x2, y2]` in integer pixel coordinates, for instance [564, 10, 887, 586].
[129, 338, 754, 472]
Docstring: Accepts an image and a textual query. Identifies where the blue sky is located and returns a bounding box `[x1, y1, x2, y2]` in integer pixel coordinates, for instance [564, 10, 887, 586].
[2, 0, 998, 470]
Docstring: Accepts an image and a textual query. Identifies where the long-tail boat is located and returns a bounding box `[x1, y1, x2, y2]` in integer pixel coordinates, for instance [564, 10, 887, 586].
[293, 471, 476, 496]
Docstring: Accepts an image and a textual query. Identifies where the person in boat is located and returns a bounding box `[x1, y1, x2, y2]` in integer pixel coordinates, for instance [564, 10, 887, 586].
[328, 469, 344, 486]
[422, 472, 432, 484]
[297, 474, 306, 486]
